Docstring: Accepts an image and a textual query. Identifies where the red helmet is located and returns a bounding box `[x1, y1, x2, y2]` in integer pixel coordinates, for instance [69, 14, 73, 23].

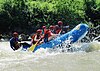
[13, 32, 18, 37]
[42, 26, 46, 29]
[36, 29, 42, 34]
[49, 25, 54, 29]
[58, 21, 63, 25]
[55, 25, 59, 28]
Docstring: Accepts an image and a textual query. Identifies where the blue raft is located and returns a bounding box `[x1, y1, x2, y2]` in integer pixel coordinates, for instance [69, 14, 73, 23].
[23, 23, 89, 52]
[33, 23, 89, 52]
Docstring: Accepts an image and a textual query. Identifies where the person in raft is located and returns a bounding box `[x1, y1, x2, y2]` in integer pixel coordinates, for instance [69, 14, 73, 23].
[49, 25, 55, 33]
[55, 21, 63, 34]
[31, 29, 43, 45]
[10, 32, 21, 51]
[42, 26, 46, 35]
[43, 28, 58, 43]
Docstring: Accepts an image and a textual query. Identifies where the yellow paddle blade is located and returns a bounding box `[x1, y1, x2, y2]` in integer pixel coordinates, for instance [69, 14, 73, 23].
[28, 42, 38, 52]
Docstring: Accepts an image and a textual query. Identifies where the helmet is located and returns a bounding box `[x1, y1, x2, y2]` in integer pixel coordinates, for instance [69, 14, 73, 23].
[55, 25, 59, 28]
[13, 32, 18, 37]
[58, 21, 63, 25]
[42, 26, 46, 29]
[36, 29, 42, 34]
[55, 25, 60, 30]
[49, 25, 55, 29]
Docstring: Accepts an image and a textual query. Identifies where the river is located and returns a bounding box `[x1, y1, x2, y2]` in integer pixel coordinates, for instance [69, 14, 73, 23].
[0, 41, 100, 71]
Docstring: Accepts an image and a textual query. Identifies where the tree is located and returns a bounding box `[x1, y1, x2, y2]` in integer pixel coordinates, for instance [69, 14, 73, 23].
[84, 0, 100, 27]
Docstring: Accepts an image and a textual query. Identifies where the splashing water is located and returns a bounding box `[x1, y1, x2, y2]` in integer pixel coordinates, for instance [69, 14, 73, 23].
[0, 34, 100, 71]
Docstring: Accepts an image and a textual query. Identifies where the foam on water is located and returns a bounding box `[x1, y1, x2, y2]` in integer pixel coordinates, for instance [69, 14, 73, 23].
[0, 40, 100, 71]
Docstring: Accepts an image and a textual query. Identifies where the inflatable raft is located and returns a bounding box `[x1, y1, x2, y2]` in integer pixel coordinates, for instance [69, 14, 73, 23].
[23, 23, 89, 52]
[33, 23, 89, 52]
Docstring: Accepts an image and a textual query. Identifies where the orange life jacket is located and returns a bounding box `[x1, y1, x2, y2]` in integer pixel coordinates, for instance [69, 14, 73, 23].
[32, 34, 41, 44]
[56, 28, 62, 34]
[44, 30, 52, 37]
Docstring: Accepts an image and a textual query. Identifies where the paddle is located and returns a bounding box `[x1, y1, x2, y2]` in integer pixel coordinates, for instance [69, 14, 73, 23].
[28, 38, 42, 52]
[28, 42, 38, 52]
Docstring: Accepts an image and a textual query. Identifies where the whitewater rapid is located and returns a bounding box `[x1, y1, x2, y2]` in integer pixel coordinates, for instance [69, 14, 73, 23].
[0, 41, 100, 71]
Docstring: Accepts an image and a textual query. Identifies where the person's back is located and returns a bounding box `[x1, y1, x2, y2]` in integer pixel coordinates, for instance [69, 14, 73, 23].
[44, 29, 52, 42]
[10, 32, 21, 50]
[54, 25, 62, 34]
[54, 21, 63, 34]
[43, 29, 58, 43]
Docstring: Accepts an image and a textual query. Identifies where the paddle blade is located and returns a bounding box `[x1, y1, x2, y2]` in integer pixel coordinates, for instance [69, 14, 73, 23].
[28, 43, 37, 52]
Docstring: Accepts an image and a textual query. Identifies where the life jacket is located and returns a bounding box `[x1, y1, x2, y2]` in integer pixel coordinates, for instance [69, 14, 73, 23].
[49, 25, 55, 33]
[42, 29, 47, 35]
[10, 37, 21, 50]
[54, 25, 62, 34]
[56, 28, 62, 34]
[44, 30, 52, 43]
[32, 34, 41, 44]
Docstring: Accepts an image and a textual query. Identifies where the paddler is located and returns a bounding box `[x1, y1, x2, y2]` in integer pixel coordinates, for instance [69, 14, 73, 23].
[43, 29, 58, 43]
[31, 29, 43, 45]
[10, 32, 21, 51]
[55, 21, 63, 34]
[42, 25, 46, 35]
[49, 25, 55, 33]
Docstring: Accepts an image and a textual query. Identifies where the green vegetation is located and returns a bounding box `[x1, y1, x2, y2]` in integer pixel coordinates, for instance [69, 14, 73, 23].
[0, 0, 99, 34]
